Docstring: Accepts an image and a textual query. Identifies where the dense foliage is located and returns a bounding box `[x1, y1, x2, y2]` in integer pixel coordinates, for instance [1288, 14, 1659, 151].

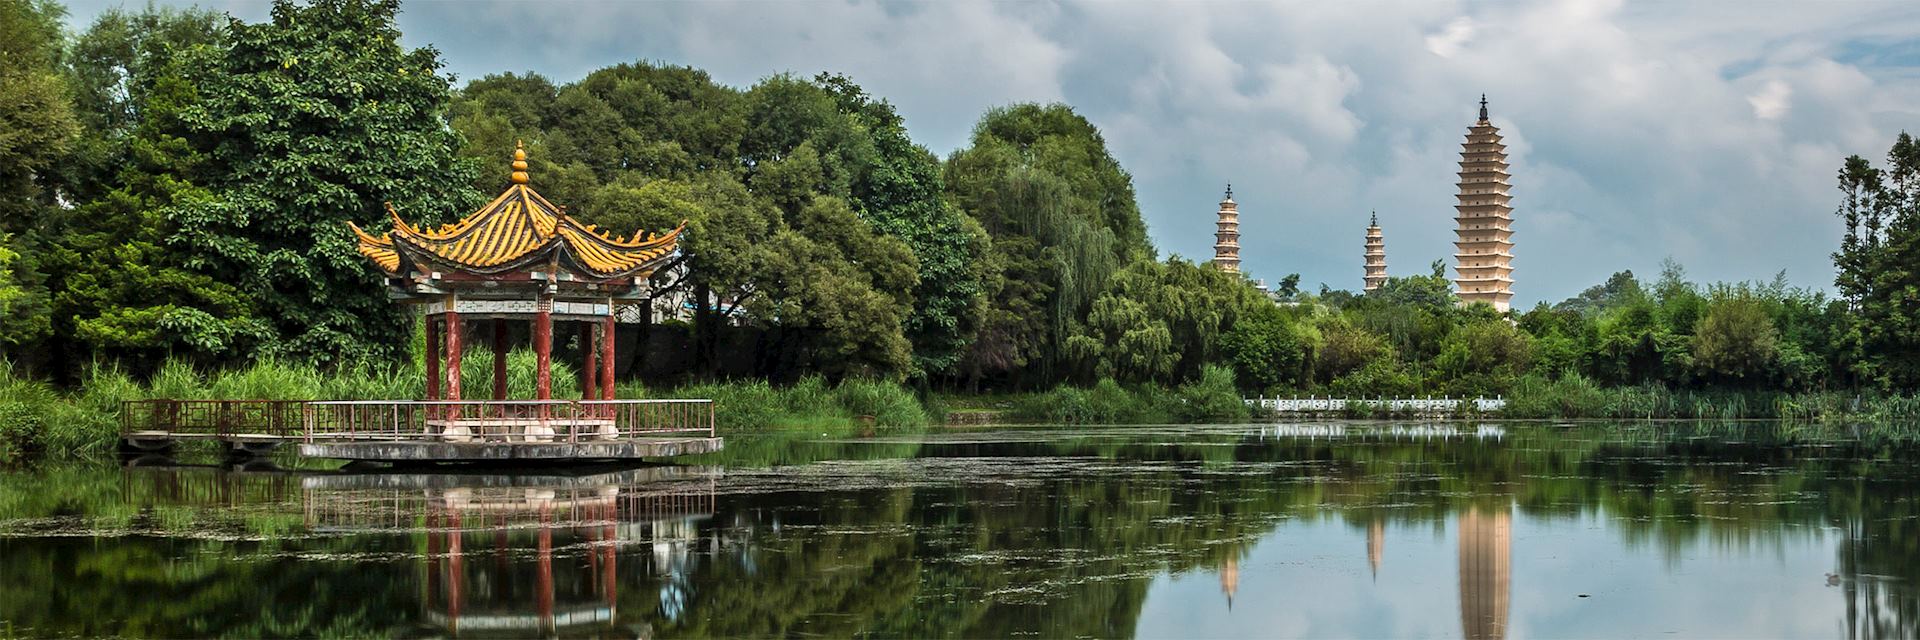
[1833, 134, 1920, 389]
[449, 66, 982, 380]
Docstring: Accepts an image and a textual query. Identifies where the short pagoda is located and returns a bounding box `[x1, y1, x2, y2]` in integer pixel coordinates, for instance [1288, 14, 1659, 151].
[1453, 95, 1515, 312]
[350, 142, 683, 403]
[1364, 212, 1387, 292]
[1213, 185, 1241, 273]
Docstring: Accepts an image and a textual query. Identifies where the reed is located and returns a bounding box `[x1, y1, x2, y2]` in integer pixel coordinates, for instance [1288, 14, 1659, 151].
[1006, 374, 1257, 425]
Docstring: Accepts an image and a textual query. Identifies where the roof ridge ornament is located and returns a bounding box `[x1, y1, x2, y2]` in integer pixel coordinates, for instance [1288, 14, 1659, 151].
[1479, 94, 1489, 123]
[510, 140, 530, 185]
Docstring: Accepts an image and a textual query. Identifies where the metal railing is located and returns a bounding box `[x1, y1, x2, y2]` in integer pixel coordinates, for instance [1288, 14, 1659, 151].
[120, 400, 306, 438]
[300, 399, 716, 443]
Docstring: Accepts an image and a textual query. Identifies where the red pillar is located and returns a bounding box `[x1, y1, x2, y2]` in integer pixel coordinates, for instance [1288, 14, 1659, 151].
[426, 510, 441, 609]
[581, 322, 598, 400]
[602, 515, 617, 608]
[444, 307, 462, 401]
[424, 317, 441, 400]
[534, 298, 552, 400]
[537, 506, 555, 633]
[492, 319, 509, 400]
[601, 312, 616, 401]
[447, 509, 464, 635]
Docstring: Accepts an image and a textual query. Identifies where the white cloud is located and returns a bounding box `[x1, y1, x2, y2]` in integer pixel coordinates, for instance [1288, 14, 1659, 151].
[1426, 17, 1477, 58]
[1749, 80, 1793, 120]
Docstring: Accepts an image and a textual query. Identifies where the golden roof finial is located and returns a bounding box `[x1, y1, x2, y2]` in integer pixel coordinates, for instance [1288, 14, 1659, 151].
[510, 140, 530, 185]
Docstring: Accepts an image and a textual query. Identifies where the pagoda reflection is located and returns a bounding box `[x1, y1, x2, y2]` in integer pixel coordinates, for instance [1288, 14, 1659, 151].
[302, 466, 716, 638]
[1457, 504, 1511, 640]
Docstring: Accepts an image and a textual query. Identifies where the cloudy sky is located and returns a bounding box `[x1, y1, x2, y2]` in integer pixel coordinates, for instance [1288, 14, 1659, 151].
[64, 0, 1920, 305]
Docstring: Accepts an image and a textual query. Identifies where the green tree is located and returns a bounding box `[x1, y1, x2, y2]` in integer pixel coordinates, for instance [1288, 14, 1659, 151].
[0, 0, 77, 231]
[0, 0, 77, 359]
[0, 237, 32, 359]
[33, 5, 260, 373]
[1692, 295, 1779, 383]
[160, 0, 483, 364]
[1313, 319, 1392, 385]
[1831, 133, 1920, 389]
[1556, 270, 1642, 316]
[451, 67, 973, 381]
[57, 4, 224, 201]
[1220, 303, 1309, 393]
[818, 73, 987, 379]
[946, 103, 1152, 386]
[1433, 317, 1534, 395]
[1063, 257, 1265, 384]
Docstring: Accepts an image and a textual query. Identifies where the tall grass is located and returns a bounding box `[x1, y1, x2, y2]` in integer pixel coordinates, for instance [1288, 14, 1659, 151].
[1503, 373, 1920, 422]
[0, 350, 592, 462]
[1008, 367, 1251, 424]
[630, 375, 930, 432]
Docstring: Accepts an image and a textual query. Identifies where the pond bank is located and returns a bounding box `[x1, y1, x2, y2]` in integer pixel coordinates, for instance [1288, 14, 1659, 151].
[8, 358, 1920, 462]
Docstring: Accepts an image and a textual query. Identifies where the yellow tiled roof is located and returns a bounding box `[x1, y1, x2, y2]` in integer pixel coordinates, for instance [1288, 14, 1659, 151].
[350, 143, 681, 280]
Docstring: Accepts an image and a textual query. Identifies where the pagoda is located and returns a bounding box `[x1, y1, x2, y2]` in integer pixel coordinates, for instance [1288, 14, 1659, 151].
[1364, 212, 1387, 292]
[1452, 95, 1515, 311]
[1213, 185, 1241, 273]
[350, 142, 682, 403]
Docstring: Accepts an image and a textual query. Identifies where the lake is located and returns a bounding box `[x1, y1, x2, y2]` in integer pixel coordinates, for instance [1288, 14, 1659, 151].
[1, 422, 1916, 638]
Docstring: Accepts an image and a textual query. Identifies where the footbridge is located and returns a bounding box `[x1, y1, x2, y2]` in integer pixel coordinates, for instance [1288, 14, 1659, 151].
[119, 398, 722, 462]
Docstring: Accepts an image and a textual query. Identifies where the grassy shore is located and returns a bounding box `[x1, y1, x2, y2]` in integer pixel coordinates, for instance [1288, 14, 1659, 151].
[0, 353, 929, 462]
[5, 357, 1919, 463]
[1500, 373, 1920, 422]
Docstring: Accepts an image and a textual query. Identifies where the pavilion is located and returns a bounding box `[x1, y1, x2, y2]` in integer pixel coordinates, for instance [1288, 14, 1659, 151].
[349, 142, 682, 404]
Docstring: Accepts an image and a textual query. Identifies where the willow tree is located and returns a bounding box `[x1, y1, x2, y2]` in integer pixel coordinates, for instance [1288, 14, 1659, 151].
[945, 104, 1151, 388]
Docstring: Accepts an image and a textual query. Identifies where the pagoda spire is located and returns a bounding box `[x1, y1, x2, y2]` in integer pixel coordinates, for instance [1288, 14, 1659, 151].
[510, 140, 530, 185]
[1212, 185, 1241, 273]
[1365, 211, 1387, 292]
[1453, 96, 1515, 312]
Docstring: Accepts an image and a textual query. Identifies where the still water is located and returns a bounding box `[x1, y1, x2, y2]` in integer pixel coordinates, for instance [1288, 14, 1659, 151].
[1, 422, 1917, 638]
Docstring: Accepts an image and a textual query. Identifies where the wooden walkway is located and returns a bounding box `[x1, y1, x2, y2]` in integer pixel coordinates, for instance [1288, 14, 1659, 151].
[120, 398, 721, 462]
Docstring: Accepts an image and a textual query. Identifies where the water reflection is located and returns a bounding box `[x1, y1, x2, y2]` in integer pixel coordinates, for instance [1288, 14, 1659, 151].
[0, 422, 1917, 638]
[301, 467, 716, 638]
[1457, 505, 1511, 640]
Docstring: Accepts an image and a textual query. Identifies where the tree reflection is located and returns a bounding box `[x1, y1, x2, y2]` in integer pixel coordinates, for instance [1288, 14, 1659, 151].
[0, 423, 1916, 638]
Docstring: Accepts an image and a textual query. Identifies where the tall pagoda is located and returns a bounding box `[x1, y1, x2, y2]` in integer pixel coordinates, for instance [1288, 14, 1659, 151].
[1364, 211, 1387, 292]
[1213, 185, 1241, 273]
[1452, 95, 1514, 311]
[350, 143, 682, 403]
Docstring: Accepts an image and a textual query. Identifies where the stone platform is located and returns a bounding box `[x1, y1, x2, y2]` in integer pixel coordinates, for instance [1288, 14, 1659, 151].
[297, 436, 724, 462]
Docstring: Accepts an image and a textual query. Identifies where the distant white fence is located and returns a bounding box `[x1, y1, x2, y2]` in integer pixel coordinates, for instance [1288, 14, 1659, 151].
[1246, 395, 1506, 414]
[1257, 424, 1507, 440]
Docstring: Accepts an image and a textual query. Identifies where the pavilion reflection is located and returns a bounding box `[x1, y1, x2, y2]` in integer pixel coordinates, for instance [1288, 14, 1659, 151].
[301, 466, 717, 638]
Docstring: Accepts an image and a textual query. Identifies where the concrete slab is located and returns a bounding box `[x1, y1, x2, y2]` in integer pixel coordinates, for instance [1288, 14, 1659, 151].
[296, 437, 723, 462]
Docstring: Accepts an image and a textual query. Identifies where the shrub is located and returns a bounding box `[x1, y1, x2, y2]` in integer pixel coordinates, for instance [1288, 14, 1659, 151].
[1175, 365, 1249, 423]
[670, 380, 784, 431]
[834, 378, 928, 428]
[0, 363, 61, 462]
[1012, 386, 1094, 424]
